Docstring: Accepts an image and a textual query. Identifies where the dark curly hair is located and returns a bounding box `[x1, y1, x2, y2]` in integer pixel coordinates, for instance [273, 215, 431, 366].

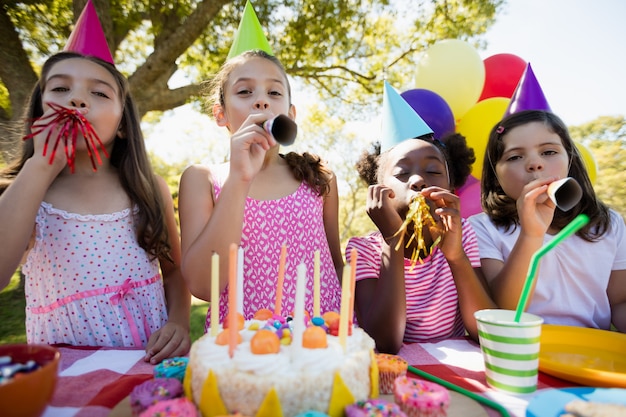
[481, 110, 610, 241]
[355, 133, 476, 191]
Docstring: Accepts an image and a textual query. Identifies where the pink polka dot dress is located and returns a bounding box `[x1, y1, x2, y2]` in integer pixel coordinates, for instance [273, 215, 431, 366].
[207, 171, 342, 330]
[22, 202, 168, 347]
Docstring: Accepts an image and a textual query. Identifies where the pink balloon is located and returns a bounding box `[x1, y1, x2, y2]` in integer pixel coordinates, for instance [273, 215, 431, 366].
[478, 53, 527, 101]
[457, 176, 482, 218]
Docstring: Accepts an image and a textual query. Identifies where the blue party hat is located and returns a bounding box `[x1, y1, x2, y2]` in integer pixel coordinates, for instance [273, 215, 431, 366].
[227, 0, 273, 59]
[381, 81, 434, 152]
[504, 63, 552, 117]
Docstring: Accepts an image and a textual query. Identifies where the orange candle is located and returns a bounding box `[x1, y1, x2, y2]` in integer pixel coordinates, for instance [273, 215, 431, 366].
[228, 243, 238, 358]
[210, 252, 220, 337]
[338, 264, 351, 350]
[349, 248, 357, 323]
[313, 250, 320, 317]
[274, 244, 287, 316]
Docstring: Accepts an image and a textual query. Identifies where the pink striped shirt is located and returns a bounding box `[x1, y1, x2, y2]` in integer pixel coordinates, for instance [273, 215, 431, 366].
[346, 219, 480, 343]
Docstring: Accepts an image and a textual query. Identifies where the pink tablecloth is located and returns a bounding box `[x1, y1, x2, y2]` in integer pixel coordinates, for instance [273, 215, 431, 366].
[43, 346, 153, 417]
[42, 339, 576, 417]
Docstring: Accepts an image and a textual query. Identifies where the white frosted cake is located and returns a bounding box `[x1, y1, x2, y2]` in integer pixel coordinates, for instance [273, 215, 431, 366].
[184, 311, 379, 417]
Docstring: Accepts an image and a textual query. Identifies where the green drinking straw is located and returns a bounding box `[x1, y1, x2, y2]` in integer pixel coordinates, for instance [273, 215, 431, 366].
[408, 366, 511, 417]
[514, 213, 590, 322]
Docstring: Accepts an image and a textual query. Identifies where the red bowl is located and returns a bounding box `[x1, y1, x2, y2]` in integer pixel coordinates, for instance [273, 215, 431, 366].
[0, 344, 61, 417]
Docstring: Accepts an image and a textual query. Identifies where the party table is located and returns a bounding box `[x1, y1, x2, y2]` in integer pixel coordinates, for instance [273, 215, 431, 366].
[40, 338, 575, 417]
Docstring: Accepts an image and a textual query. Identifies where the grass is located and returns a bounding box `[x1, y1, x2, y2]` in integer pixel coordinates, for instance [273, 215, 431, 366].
[0, 270, 209, 345]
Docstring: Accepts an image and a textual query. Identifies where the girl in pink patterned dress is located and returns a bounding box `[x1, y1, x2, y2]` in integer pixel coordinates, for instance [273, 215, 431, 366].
[178, 50, 343, 329]
[0, 52, 190, 363]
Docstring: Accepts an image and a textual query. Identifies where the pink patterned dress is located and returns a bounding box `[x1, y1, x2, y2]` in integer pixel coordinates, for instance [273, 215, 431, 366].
[207, 170, 342, 330]
[22, 202, 168, 347]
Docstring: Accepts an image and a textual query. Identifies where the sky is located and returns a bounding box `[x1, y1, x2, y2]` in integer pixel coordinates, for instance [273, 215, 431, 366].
[144, 0, 626, 164]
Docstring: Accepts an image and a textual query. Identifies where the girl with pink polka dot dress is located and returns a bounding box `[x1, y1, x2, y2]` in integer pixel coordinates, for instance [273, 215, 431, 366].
[0, 1, 190, 364]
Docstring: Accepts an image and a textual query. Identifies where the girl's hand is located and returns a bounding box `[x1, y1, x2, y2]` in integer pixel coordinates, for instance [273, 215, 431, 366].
[228, 113, 277, 182]
[422, 186, 464, 262]
[144, 321, 191, 364]
[366, 184, 402, 243]
[29, 107, 74, 175]
[517, 177, 557, 238]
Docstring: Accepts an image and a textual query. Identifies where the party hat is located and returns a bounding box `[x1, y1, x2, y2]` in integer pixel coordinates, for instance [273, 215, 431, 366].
[503, 63, 551, 117]
[381, 81, 434, 152]
[63, 0, 114, 65]
[227, 0, 273, 59]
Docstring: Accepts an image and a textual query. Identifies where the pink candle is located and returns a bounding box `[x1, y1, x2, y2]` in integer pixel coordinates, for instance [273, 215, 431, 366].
[338, 264, 351, 350]
[274, 244, 287, 316]
[313, 250, 320, 317]
[210, 252, 219, 337]
[349, 248, 357, 323]
[228, 243, 238, 358]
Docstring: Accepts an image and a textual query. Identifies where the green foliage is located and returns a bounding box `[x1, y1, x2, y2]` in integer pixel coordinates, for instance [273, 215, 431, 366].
[0, 271, 27, 344]
[570, 116, 626, 219]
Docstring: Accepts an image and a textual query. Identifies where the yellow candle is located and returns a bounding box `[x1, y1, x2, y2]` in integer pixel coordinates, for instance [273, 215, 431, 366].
[228, 243, 238, 358]
[313, 250, 320, 317]
[338, 264, 351, 350]
[349, 248, 357, 323]
[210, 252, 219, 337]
[274, 244, 287, 316]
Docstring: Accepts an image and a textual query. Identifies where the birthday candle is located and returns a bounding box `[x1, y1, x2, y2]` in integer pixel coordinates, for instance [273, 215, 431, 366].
[313, 250, 320, 317]
[338, 264, 351, 350]
[228, 243, 237, 358]
[210, 252, 219, 337]
[292, 262, 307, 357]
[274, 244, 287, 316]
[349, 248, 357, 323]
[237, 246, 244, 315]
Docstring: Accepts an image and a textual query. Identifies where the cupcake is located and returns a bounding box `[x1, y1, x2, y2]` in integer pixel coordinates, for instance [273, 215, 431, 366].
[346, 399, 407, 417]
[154, 357, 189, 383]
[294, 412, 330, 417]
[393, 376, 450, 417]
[130, 378, 183, 415]
[375, 353, 408, 394]
[139, 397, 199, 417]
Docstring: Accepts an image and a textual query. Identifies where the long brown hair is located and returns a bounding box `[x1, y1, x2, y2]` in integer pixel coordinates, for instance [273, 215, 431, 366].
[481, 110, 610, 240]
[0, 52, 171, 260]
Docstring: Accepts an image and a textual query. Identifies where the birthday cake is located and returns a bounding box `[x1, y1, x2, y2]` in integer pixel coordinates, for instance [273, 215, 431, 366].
[185, 311, 379, 417]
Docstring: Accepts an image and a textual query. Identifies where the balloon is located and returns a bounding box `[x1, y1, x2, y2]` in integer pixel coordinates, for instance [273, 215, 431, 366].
[478, 53, 527, 101]
[575, 142, 597, 185]
[456, 97, 510, 179]
[400, 89, 455, 140]
[415, 39, 485, 122]
[457, 175, 482, 218]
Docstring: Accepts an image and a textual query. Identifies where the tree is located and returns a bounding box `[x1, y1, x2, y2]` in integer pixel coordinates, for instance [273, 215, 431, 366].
[570, 116, 626, 219]
[1, 0, 504, 160]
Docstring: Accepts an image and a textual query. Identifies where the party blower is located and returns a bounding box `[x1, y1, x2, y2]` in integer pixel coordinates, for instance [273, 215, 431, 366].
[262, 114, 297, 146]
[547, 177, 583, 211]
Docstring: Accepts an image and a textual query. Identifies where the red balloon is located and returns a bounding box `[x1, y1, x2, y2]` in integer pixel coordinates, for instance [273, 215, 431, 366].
[478, 53, 527, 101]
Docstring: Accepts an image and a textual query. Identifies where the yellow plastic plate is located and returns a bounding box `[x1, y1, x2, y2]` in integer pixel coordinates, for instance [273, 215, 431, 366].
[539, 324, 626, 388]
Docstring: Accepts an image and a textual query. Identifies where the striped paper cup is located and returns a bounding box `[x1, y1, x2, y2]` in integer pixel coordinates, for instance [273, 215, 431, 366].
[474, 309, 544, 394]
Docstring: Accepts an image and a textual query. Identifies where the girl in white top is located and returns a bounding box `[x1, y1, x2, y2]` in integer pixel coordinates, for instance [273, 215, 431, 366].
[469, 110, 626, 332]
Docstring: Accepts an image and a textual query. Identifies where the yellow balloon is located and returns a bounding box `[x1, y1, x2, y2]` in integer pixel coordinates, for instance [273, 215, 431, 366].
[456, 97, 510, 180]
[575, 142, 597, 185]
[415, 39, 485, 122]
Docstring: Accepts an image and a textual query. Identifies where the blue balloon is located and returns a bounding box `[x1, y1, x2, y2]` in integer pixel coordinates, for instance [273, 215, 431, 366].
[400, 89, 456, 140]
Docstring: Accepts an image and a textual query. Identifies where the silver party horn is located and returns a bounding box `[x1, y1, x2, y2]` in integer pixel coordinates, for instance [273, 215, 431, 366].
[547, 177, 583, 211]
[262, 114, 297, 146]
